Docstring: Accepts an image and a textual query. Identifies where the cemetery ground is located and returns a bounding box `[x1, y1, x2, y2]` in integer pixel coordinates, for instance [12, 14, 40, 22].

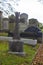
[0, 32, 40, 65]
[32, 44, 43, 65]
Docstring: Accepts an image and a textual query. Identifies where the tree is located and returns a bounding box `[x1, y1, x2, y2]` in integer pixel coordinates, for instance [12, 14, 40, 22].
[38, 22, 43, 29]
[0, 0, 20, 16]
[38, 0, 43, 3]
[38, 0, 43, 2]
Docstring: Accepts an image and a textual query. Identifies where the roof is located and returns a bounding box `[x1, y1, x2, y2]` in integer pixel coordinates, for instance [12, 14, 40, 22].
[24, 26, 41, 33]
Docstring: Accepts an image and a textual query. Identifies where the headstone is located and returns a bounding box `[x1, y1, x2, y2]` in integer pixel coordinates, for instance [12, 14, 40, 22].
[2, 18, 9, 30]
[9, 12, 25, 56]
[29, 18, 39, 27]
[8, 15, 15, 37]
[9, 15, 15, 32]
[20, 13, 28, 24]
[0, 11, 3, 29]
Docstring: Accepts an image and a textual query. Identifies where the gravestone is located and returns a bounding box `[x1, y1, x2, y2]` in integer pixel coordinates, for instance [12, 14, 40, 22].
[8, 15, 15, 37]
[2, 18, 9, 30]
[9, 14, 15, 32]
[20, 13, 28, 24]
[29, 18, 39, 27]
[0, 11, 3, 29]
[9, 12, 24, 55]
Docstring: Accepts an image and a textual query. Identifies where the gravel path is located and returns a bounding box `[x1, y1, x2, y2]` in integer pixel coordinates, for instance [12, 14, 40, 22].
[32, 44, 43, 65]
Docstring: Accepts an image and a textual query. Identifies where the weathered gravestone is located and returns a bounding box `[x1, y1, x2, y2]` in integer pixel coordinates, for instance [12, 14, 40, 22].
[2, 18, 9, 30]
[8, 14, 15, 37]
[9, 14, 15, 32]
[29, 18, 39, 27]
[0, 11, 3, 29]
[8, 12, 25, 55]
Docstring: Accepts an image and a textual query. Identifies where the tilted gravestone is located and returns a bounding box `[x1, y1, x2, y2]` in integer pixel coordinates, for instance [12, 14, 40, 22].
[9, 12, 25, 55]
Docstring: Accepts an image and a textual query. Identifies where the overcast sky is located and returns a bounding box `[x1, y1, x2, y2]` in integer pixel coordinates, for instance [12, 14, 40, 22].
[15, 0, 43, 23]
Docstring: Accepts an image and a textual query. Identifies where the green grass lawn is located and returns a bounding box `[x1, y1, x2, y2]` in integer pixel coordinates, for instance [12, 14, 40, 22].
[0, 41, 39, 65]
[0, 32, 40, 65]
[42, 29, 43, 32]
[0, 32, 8, 36]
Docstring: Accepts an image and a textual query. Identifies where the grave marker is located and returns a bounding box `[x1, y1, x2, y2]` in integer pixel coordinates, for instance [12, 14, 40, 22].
[0, 11, 3, 29]
[8, 12, 25, 55]
[2, 18, 9, 30]
[0, 11, 25, 56]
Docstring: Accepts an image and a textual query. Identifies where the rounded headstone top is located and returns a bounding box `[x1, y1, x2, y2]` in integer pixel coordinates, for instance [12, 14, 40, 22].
[20, 13, 28, 23]
[9, 14, 15, 23]
[20, 13, 28, 19]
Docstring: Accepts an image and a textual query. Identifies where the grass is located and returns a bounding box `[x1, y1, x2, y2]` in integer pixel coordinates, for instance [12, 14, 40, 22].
[42, 29, 43, 32]
[0, 41, 40, 65]
[0, 32, 40, 65]
[0, 32, 8, 36]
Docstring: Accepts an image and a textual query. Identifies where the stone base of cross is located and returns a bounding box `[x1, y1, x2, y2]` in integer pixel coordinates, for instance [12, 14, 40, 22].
[9, 41, 23, 52]
[8, 40, 25, 56]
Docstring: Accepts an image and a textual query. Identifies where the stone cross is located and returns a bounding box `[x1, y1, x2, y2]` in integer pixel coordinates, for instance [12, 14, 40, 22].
[9, 12, 24, 55]
[13, 12, 20, 39]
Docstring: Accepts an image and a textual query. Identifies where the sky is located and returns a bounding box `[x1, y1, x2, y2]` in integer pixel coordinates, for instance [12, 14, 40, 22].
[15, 0, 43, 23]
